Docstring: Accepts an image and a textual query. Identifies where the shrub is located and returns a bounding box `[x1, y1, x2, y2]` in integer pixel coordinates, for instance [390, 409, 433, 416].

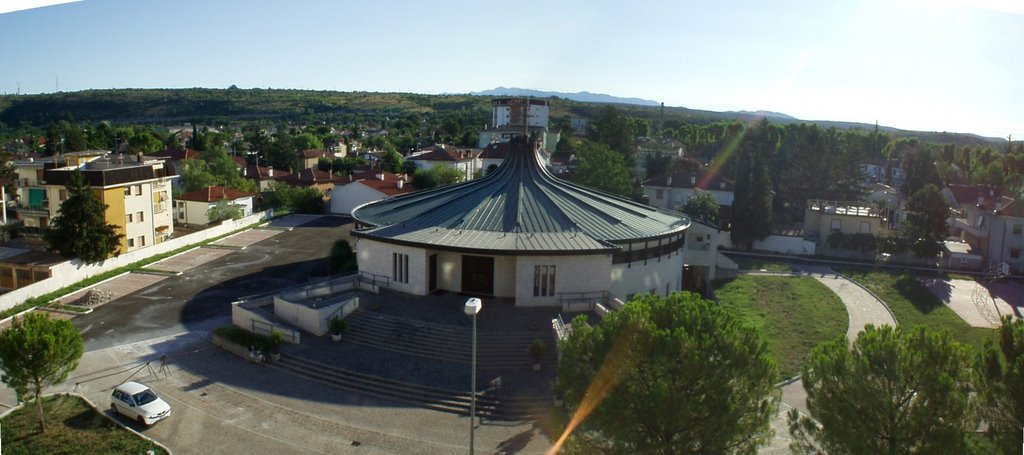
[214, 325, 271, 351]
[529, 339, 546, 363]
[329, 316, 347, 335]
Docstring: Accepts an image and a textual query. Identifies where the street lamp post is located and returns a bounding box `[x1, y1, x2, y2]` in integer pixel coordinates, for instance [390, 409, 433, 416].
[464, 297, 482, 455]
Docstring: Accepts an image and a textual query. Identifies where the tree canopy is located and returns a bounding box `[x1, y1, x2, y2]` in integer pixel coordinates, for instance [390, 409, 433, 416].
[976, 317, 1024, 454]
[902, 183, 949, 257]
[328, 239, 358, 275]
[411, 165, 462, 189]
[731, 121, 774, 249]
[789, 324, 975, 454]
[681, 190, 720, 225]
[43, 171, 122, 262]
[573, 142, 635, 199]
[556, 292, 780, 454]
[261, 181, 323, 214]
[0, 312, 84, 433]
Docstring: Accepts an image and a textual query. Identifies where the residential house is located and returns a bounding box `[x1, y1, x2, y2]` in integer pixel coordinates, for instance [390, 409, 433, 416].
[278, 168, 346, 193]
[43, 154, 177, 253]
[860, 158, 905, 188]
[327, 170, 414, 215]
[298, 149, 334, 170]
[145, 147, 202, 191]
[406, 145, 481, 181]
[803, 199, 888, 244]
[175, 186, 255, 226]
[242, 164, 290, 192]
[952, 196, 1024, 274]
[642, 171, 735, 228]
[865, 182, 902, 230]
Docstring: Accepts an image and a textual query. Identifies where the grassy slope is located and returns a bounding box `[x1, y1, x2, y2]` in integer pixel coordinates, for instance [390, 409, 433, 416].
[715, 275, 846, 378]
[839, 269, 995, 351]
[0, 395, 167, 455]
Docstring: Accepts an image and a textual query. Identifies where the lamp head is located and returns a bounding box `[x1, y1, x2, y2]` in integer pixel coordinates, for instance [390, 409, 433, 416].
[464, 297, 482, 316]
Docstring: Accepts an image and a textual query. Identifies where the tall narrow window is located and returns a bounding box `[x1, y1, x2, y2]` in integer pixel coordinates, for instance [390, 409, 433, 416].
[392, 253, 409, 283]
[534, 265, 556, 297]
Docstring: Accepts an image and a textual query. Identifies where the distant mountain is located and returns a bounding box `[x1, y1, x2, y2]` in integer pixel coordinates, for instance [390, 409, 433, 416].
[470, 87, 661, 107]
[732, 110, 796, 121]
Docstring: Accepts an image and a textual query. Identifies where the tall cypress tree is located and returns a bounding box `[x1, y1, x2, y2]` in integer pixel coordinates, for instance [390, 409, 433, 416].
[731, 120, 774, 250]
[44, 171, 122, 263]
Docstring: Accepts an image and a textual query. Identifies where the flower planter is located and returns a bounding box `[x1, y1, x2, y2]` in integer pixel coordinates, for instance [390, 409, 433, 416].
[331, 333, 342, 342]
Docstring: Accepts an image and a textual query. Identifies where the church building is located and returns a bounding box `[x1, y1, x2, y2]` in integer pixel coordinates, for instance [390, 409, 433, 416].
[351, 139, 691, 306]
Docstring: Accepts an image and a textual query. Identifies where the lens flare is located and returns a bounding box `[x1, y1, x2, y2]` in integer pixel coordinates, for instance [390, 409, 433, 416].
[546, 322, 646, 454]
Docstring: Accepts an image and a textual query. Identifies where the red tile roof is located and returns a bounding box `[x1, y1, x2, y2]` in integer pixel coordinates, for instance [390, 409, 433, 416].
[480, 142, 510, 159]
[348, 170, 414, 196]
[410, 145, 476, 161]
[945, 184, 1001, 207]
[177, 186, 254, 203]
[243, 164, 290, 180]
[279, 168, 346, 186]
[299, 149, 332, 159]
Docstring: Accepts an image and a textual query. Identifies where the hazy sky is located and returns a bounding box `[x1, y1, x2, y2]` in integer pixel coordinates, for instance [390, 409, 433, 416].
[1, 0, 1022, 139]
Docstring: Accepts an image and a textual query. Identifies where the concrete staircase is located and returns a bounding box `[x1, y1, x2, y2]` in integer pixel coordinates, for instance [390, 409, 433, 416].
[268, 354, 550, 420]
[343, 310, 558, 370]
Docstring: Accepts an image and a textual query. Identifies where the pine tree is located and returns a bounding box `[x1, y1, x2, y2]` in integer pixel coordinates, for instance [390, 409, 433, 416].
[43, 171, 122, 263]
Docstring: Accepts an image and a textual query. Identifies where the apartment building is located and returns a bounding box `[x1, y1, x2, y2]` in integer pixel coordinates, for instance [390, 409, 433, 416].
[43, 154, 177, 253]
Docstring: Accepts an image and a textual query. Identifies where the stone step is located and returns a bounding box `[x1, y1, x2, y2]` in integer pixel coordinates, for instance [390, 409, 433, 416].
[271, 354, 549, 420]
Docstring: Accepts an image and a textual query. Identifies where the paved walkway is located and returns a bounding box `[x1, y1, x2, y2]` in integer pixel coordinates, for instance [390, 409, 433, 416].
[917, 278, 1020, 327]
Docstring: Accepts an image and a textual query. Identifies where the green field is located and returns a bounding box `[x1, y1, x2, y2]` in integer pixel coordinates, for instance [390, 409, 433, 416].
[838, 269, 996, 351]
[0, 395, 167, 455]
[715, 275, 846, 378]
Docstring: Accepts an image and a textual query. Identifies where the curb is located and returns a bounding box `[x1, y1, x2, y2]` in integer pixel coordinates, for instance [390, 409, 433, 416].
[0, 305, 39, 328]
[40, 305, 94, 316]
[0, 392, 174, 455]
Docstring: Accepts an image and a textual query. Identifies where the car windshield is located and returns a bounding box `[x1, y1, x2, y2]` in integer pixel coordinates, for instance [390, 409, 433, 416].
[132, 389, 158, 406]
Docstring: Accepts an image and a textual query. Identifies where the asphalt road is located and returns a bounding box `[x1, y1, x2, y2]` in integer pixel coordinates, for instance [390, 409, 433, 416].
[75, 216, 353, 352]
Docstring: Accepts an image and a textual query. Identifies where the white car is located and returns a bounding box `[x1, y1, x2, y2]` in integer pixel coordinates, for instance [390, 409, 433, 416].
[110, 381, 171, 425]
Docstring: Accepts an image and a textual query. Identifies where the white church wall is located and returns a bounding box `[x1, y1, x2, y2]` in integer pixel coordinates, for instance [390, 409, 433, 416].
[493, 255, 516, 297]
[356, 239, 428, 295]
[514, 254, 610, 307]
[610, 249, 685, 301]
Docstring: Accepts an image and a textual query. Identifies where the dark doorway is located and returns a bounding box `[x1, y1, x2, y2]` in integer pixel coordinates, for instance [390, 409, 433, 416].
[461, 255, 494, 295]
[428, 254, 438, 292]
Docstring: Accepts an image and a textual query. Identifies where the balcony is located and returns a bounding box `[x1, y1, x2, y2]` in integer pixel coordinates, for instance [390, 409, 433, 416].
[952, 218, 988, 238]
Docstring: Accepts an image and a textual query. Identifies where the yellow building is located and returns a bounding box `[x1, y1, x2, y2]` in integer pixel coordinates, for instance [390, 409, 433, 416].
[43, 154, 177, 253]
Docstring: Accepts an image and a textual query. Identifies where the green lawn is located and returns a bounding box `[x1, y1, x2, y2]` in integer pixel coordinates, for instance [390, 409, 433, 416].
[838, 269, 996, 351]
[715, 275, 846, 378]
[0, 395, 167, 455]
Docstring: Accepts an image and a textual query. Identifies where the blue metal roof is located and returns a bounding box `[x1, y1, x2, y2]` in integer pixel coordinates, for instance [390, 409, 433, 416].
[352, 140, 689, 252]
